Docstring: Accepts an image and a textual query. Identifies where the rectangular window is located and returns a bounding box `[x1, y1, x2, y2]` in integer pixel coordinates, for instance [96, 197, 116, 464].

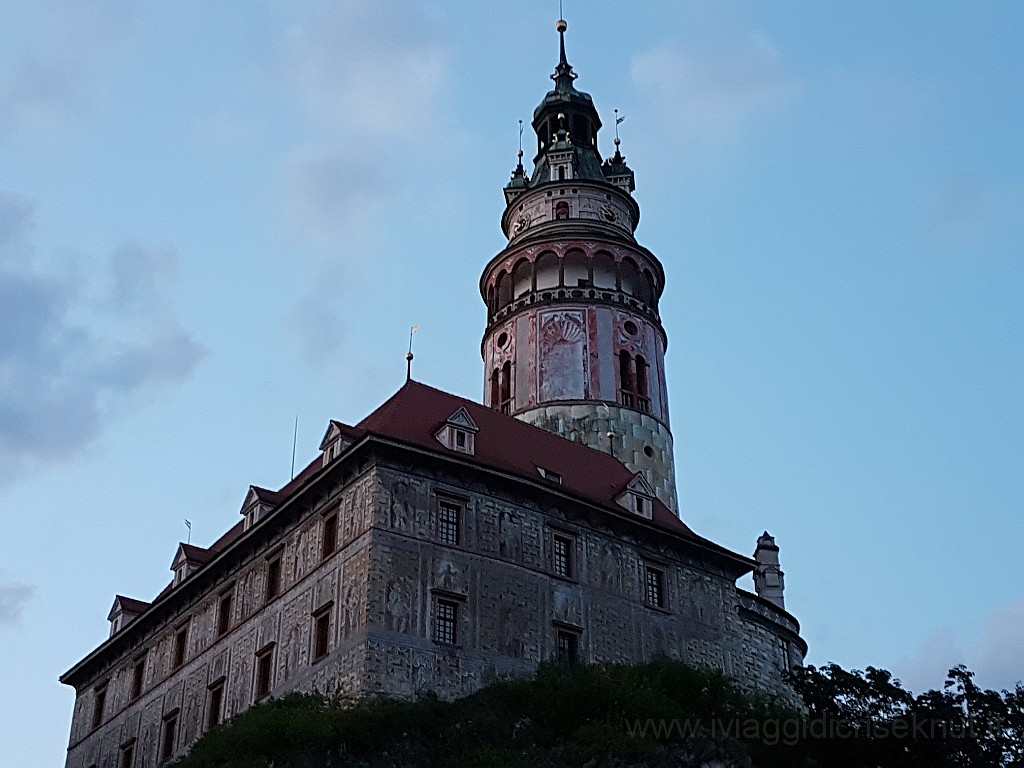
[130, 655, 146, 701]
[161, 711, 178, 761]
[217, 590, 233, 637]
[265, 554, 282, 602]
[255, 645, 275, 699]
[313, 604, 333, 661]
[119, 741, 134, 768]
[92, 684, 107, 729]
[556, 629, 579, 665]
[321, 513, 339, 559]
[437, 500, 460, 546]
[779, 639, 792, 674]
[433, 599, 458, 645]
[644, 565, 665, 608]
[173, 623, 189, 669]
[552, 534, 574, 578]
[207, 679, 225, 730]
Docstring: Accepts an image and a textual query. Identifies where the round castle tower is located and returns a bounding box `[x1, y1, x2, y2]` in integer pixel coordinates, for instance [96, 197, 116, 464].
[480, 21, 679, 513]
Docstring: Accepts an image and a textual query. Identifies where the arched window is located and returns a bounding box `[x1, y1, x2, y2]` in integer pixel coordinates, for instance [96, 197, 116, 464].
[512, 259, 532, 299]
[619, 258, 640, 296]
[496, 271, 511, 309]
[500, 361, 513, 414]
[535, 252, 559, 290]
[639, 269, 655, 305]
[490, 368, 500, 409]
[592, 251, 616, 289]
[618, 350, 635, 407]
[555, 201, 570, 220]
[635, 356, 650, 412]
[562, 250, 588, 288]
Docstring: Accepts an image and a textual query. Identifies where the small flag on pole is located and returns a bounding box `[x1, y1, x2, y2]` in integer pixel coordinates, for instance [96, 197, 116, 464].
[184, 519, 192, 545]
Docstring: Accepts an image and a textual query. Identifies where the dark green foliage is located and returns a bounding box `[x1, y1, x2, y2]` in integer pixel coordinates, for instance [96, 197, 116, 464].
[173, 661, 1024, 768]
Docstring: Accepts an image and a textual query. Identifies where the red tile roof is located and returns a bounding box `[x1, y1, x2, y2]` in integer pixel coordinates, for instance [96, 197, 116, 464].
[354, 381, 706, 542]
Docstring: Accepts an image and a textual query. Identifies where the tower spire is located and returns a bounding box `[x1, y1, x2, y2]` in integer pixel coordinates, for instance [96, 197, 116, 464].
[552, 18, 577, 92]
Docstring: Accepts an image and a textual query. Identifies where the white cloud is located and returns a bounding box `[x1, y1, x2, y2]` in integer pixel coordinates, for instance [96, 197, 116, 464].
[630, 31, 799, 144]
[0, 582, 34, 626]
[0, 194, 205, 484]
[899, 595, 1024, 693]
[283, 0, 447, 138]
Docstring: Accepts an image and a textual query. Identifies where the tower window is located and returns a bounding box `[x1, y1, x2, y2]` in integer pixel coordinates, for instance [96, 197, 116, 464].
[555, 200, 570, 220]
[619, 350, 635, 407]
[635, 356, 650, 412]
[499, 360, 513, 414]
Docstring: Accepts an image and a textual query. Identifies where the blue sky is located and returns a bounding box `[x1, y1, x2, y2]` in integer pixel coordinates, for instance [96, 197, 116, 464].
[1, 1, 1022, 765]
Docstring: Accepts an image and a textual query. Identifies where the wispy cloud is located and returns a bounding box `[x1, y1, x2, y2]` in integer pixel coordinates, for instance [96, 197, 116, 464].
[899, 595, 1024, 693]
[0, 0, 133, 137]
[631, 31, 799, 144]
[0, 194, 204, 484]
[272, 1, 452, 361]
[919, 177, 1024, 246]
[0, 582, 34, 627]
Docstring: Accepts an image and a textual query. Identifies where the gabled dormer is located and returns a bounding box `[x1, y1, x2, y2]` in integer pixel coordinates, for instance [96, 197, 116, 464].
[107, 595, 151, 637]
[240, 485, 279, 531]
[434, 407, 479, 455]
[615, 473, 656, 520]
[171, 543, 212, 587]
[320, 420, 357, 467]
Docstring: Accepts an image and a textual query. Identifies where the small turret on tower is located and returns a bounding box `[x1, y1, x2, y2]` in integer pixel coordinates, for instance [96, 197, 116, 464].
[753, 532, 786, 610]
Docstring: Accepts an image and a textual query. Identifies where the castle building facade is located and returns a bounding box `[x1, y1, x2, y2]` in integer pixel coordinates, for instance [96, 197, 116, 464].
[60, 23, 806, 768]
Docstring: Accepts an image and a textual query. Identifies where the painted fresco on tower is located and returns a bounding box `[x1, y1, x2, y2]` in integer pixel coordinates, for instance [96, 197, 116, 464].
[538, 309, 587, 401]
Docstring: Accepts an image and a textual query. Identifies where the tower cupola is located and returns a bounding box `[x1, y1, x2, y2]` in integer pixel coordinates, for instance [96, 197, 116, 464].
[482, 20, 679, 512]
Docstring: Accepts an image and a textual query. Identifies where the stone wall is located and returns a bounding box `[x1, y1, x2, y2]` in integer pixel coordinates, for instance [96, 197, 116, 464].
[362, 460, 797, 701]
[64, 470, 377, 768]
[64, 454, 803, 767]
[517, 403, 678, 512]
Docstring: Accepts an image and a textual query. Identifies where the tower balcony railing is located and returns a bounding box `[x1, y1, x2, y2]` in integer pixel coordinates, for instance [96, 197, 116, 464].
[618, 391, 651, 413]
[488, 286, 660, 328]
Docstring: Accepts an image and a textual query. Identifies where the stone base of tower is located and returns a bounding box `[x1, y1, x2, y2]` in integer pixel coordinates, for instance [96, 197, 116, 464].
[515, 402, 679, 513]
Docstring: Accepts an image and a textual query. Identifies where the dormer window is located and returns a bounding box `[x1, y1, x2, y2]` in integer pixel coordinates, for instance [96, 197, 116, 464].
[240, 486, 278, 532]
[319, 420, 356, 467]
[615, 474, 656, 520]
[434, 407, 479, 455]
[537, 467, 562, 484]
[170, 544, 211, 587]
[107, 596, 150, 637]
